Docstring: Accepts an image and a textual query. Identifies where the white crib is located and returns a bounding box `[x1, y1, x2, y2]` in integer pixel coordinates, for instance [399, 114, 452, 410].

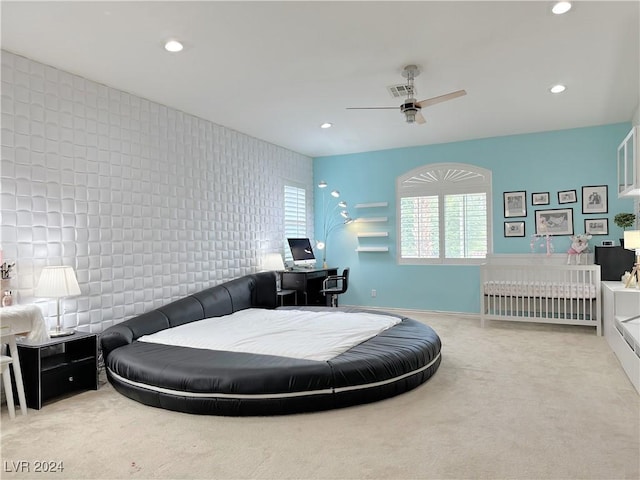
[480, 254, 602, 335]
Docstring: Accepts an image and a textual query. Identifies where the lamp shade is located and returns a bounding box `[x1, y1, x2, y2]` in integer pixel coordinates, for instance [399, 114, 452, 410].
[261, 253, 285, 271]
[624, 230, 640, 250]
[35, 266, 81, 298]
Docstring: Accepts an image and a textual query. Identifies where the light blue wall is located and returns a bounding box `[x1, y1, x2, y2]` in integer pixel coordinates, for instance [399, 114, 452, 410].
[313, 123, 633, 313]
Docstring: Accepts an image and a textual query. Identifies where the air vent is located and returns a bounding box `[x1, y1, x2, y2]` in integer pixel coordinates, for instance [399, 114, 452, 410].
[387, 84, 416, 98]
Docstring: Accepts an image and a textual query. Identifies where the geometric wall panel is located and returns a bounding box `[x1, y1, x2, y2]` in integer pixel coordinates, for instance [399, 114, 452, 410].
[0, 50, 314, 333]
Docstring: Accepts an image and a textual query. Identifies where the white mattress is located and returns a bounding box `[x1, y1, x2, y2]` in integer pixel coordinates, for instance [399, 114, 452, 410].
[483, 281, 597, 299]
[137, 308, 401, 362]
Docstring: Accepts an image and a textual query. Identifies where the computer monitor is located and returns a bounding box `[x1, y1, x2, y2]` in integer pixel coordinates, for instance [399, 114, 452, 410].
[287, 238, 316, 268]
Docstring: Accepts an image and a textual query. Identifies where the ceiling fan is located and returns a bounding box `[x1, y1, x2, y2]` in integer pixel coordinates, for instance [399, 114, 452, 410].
[347, 65, 466, 124]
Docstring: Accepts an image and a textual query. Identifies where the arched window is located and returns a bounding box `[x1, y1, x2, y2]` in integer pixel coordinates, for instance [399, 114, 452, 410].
[397, 163, 492, 264]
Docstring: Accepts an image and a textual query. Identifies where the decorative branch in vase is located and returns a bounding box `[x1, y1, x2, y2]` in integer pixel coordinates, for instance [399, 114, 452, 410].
[1, 262, 15, 281]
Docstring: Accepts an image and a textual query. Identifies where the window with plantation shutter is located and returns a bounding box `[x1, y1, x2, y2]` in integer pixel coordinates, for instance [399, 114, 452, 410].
[284, 184, 307, 261]
[397, 163, 492, 265]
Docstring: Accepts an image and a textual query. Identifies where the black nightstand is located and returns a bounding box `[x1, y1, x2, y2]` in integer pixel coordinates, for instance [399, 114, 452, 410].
[16, 331, 98, 410]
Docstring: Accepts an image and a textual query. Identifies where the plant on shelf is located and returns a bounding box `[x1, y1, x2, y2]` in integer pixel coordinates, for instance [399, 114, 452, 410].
[614, 212, 636, 230]
[614, 212, 636, 247]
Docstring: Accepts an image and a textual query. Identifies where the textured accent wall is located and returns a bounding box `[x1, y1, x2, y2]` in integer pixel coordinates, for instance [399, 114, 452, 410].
[0, 51, 313, 333]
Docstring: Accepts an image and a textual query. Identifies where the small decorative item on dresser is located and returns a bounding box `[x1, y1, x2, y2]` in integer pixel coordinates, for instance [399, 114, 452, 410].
[2, 290, 13, 307]
[1, 262, 14, 280]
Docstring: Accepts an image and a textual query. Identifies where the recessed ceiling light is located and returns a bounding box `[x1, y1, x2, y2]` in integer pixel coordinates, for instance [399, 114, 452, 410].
[550, 84, 566, 94]
[552, 2, 572, 15]
[320, 122, 333, 129]
[164, 40, 184, 53]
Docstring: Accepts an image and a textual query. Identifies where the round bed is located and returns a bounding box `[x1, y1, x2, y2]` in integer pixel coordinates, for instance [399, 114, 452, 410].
[100, 272, 442, 416]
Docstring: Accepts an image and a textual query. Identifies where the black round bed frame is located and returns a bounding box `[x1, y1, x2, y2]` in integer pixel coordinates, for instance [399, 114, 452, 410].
[100, 272, 442, 416]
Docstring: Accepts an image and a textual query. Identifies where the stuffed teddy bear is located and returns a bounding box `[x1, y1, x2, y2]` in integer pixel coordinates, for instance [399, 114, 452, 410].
[567, 234, 592, 264]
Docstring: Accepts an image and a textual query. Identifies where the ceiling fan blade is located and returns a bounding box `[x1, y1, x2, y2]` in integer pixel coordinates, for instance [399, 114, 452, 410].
[417, 90, 467, 108]
[415, 111, 426, 124]
[346, 106, 399, 110]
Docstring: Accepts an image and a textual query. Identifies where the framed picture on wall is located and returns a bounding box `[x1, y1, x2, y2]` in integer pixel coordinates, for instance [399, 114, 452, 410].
[504, 191, 527, 218]
[504, 221, 525, 237]
[531, 192, 549, 205]
[535, 208, 574, 236]
[582, 185, 608, 214]
[558, 189, 577, 204]
[584, 218, 609, 235]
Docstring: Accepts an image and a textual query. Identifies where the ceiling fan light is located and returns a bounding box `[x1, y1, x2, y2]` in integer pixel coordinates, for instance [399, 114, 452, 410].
[405, 112, 416, 123]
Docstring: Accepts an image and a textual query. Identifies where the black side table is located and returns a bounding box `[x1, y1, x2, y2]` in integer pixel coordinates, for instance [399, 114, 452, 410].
[16, 331, 98, 409]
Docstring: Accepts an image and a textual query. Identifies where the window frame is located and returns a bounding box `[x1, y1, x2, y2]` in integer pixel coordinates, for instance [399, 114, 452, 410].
[396, 162, 493, 265]
[283, 183, 308, 262]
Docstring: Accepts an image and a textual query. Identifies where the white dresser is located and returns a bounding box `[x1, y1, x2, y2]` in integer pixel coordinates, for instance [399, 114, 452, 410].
[602, 281, 640, 393]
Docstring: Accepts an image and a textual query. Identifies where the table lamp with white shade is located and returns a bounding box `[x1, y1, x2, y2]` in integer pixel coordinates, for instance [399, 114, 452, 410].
[35, 266, 81, 337]
[261, 253, 285, 291]
[623, 230, 640, 288]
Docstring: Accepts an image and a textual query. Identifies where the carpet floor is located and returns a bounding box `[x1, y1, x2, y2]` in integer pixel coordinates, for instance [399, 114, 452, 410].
[1, 312, 638, 480]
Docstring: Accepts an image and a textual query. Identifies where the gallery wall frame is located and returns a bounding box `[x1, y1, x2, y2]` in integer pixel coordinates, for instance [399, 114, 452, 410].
[504, 191, 527, 218]
[531, 192, 549, 205]
[584, 218, 609, 235]
[535, 208, 574, 236]
[558, 189, 577, 204]
[504, 221, 525, 237]
[582, 185, 608, 214]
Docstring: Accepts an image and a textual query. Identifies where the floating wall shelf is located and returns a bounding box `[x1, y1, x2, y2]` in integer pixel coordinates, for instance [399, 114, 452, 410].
[355, 246, 389, 252]
[357, 232, 389, 238]
[354, 202, 388, 209]
[354, 217, 388, 223]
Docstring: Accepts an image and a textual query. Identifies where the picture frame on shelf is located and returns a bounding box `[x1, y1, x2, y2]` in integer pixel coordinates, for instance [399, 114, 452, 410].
[584, 218, 609, 235]
[504, 221, 525, 237]
[558, 189, 577, 204]
[503, 191, 526, 218]
[531, 192, 549, 205]
[535, 208, 574, 236]
[582, 185, 608, 214]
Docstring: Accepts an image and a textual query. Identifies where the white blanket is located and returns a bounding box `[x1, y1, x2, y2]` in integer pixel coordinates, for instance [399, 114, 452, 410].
[0, 304, 50, 342]
[138, 308, 401, 361]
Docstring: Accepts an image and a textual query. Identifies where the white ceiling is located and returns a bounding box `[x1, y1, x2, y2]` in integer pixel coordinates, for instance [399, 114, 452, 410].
[2, 1, 639, 158]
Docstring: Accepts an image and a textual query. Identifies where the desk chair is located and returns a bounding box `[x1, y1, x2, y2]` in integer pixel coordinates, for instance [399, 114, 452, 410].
[0, 326, 27, 418]
[1, 354, 16, 418]
[320, 268, 349, 307]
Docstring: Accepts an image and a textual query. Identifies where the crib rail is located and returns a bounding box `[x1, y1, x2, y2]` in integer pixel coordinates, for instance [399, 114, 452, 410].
[480, 262, 601, 335]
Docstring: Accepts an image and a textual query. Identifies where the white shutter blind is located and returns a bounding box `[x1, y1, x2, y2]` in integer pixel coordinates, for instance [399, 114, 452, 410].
[284, 185, 306, 261]
[443, 193, 487, 258]
[400, 195, 439, 258]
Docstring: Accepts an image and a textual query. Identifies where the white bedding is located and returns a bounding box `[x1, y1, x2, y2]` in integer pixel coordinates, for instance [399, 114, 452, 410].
[137, 308, 401, 361]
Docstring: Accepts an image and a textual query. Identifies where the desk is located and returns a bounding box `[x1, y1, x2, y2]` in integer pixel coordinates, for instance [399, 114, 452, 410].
[280, 268, 338, 306]
[276, 289, 297, 306]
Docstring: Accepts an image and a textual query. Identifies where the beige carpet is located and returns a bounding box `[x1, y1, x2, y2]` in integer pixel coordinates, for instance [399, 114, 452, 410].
[1, 312, 638, 480]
